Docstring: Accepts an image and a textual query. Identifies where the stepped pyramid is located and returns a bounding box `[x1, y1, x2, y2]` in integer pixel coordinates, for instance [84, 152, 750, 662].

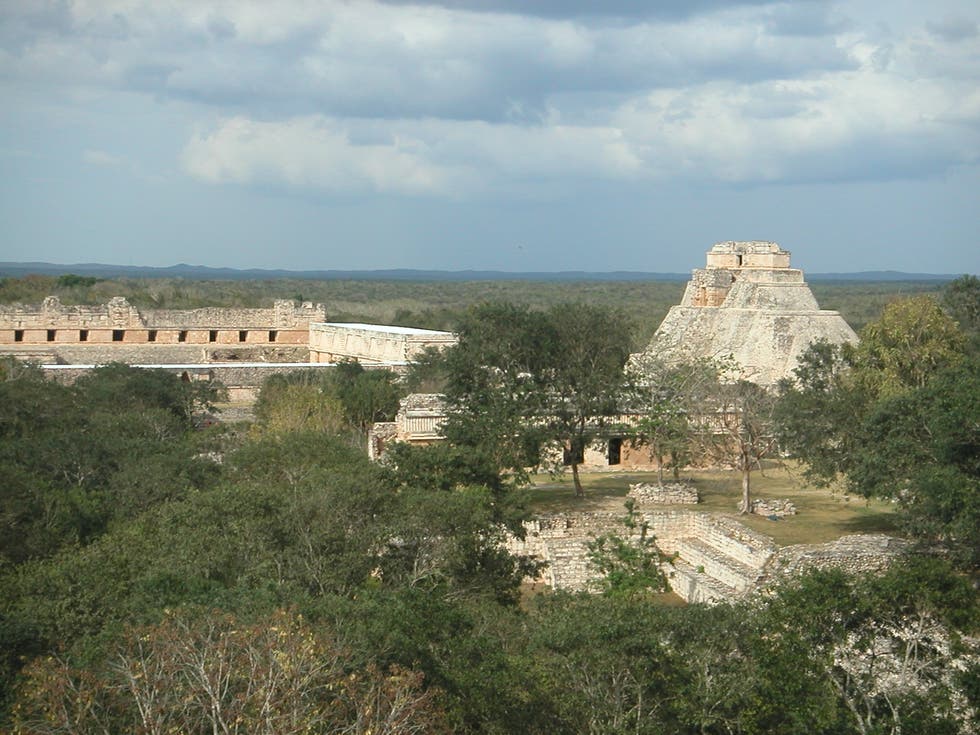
[632, 241, 857, 386]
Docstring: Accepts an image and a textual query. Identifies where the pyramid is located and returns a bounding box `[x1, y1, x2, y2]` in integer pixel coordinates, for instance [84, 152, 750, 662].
[632, 241, 857, 386]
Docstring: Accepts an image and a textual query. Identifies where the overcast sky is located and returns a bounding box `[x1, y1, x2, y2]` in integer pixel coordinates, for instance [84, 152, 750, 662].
[1, 0, 977, 274]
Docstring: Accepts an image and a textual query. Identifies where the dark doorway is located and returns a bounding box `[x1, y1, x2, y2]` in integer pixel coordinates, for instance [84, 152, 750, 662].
[608, 437, 622, 466]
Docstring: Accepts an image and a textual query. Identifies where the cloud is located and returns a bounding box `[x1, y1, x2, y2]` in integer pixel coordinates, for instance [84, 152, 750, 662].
[180, 116, 461, 195]
[5, 1, 980, 195]
[180, 54, 980, 197]
[374, 1, 778, 21]
[0, 0, 855, 122]
[926, 16, 979, 42]
[82, 149, 124, 167]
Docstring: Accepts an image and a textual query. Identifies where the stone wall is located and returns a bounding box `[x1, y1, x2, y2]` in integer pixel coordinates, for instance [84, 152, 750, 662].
[506, 508, 907, 605]
[505, 509, 776, 601]
[628, 482, 699, 505]
[0, 297, 324, 363]
[309, 323, 456, 364]
[760, 534, 910, 585]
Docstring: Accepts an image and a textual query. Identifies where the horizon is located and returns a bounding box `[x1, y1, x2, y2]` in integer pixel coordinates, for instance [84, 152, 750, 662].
[2, 1, 978, 275]
[0, 259, 966, 282]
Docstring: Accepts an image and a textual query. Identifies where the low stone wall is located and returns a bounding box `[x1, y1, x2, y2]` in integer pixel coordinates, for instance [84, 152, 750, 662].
[750, 498, 797, 517]
[628, 482, 699, 505]
[761, 535, 910, 586]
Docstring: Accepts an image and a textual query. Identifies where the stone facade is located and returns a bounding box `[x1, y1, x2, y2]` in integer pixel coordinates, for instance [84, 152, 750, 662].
[631, 241, 858, 387]
[309, 323, 457, 364]
[0, 297, 324, 364]
[368, 393, 448, 460]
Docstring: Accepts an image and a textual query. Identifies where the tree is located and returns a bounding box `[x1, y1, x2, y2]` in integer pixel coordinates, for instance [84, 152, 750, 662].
[776, 298, 977, 567]
[328, 360, 402, 435]
[12, 609, 448, 735]
[851, 295, 965, 398]
[633, 356, 723, 484]
[697, 379, 779, 514]
[942, 274, 980, 339]
[586, 500, 667, 597]
[541, 303, 637, 496]
[440, 303, 556, 487]
[440, 302, 636, 495]
[765, 558, 979, 735]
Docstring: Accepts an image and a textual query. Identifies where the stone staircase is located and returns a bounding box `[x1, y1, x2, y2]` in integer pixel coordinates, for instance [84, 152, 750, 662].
[658, 515, 775, 603]
[544, 538, 595, 592]
[665, 536, 767, 603]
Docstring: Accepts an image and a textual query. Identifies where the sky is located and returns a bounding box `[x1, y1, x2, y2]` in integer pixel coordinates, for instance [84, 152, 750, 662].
[1, 0, 978, 274]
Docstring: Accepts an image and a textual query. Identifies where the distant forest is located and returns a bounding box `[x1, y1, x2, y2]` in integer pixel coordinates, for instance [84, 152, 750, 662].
[0, 273, 948, 349]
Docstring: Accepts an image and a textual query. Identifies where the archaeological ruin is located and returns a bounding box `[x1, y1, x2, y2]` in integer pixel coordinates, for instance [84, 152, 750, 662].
[631, 241, 858, 387]
[0, 296, 457, 399]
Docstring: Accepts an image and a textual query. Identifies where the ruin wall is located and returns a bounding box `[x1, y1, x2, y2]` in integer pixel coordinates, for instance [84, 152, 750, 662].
[0, 297, 325, 363]
[505, 509, 905, 604]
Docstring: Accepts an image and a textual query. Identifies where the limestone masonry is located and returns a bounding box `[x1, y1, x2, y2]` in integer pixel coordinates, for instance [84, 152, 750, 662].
[505, 510, 907, 603]
[631, 241, 858, 386]
[0, 297, 457, 399]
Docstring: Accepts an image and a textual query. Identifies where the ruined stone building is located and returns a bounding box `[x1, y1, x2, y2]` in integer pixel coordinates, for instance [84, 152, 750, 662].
[309, 323, 458, 365]
[631, 241, 858, 387]
[0, 296, 456, 400]
[0, 296, 325, 364]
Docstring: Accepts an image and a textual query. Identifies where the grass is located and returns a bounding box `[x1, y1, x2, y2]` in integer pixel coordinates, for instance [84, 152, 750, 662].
[522, 462, 899, 547]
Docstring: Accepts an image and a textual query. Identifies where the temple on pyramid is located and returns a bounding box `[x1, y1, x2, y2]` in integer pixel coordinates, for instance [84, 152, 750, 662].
[631, 241, 858, 386]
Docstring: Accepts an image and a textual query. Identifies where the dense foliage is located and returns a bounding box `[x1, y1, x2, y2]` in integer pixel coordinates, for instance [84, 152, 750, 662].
[776, 280, 980, 571]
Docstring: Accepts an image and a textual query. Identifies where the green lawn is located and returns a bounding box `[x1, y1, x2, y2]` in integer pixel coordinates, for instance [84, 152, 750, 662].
[522, 463, 900, 547]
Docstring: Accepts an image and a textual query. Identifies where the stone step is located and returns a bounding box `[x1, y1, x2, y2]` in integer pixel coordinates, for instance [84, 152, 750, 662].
[664, 557, 738, 604]
[670, 537, 762, 593]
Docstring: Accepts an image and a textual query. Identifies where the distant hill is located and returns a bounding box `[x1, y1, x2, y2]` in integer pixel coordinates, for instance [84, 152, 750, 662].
[0, 261, 962, 283]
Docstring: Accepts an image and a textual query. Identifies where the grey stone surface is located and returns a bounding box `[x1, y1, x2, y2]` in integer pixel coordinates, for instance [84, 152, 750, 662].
[631, 242, 858, 386]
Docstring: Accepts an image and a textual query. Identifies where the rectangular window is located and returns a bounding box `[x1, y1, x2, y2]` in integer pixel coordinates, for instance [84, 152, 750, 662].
[209, 330, 218, 343]
[47, 329, 56, 342]
[238, 330, 247, 342]
[112, 330, 124, 342]
[268, 330, 278, 342]
[14, 330, 24, 342]
[147, 330, 157, 342]
[178, 330, 188, 343]
[79, 329, 88, 342]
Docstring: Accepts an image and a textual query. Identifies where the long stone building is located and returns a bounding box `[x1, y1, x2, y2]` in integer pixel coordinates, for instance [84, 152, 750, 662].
[0, 296, 456, 399]
[631, 241, 858, 386]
